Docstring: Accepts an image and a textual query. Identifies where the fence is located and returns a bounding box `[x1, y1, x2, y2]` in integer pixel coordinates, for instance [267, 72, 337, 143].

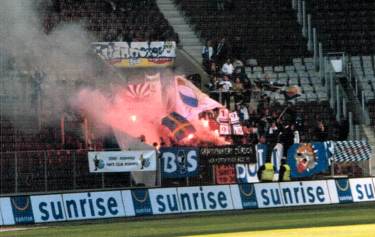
[0, 150, 134, 195]
[0, 149, 217, 195]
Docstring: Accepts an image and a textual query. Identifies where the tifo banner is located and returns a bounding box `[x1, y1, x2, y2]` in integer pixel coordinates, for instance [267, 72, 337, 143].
[200, 145, 256, 165]
[334, 140, 371, 162]
[88, 151, 156, 173]
[287, 143, 329, 178]
[3, 179, 375, 226]
[92, 41, 176, 68]
[160, 147, 199, 179]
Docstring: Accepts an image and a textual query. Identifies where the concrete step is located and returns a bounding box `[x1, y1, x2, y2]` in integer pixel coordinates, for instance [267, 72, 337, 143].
[184, 46, 202, 52]
[167, 17, 186, 25]
[181, 40, 202, 46]
[172, 25, 192, 32]
[161, 10, 180, 17]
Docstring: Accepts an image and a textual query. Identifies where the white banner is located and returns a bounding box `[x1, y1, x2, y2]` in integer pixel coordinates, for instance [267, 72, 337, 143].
[0, 198, 15, 225]
[88, 150, 156, 173]
[92, 41, 176, 59]
[350, 178, 375, 202]
[31, 195, 66, 223]
[62, 191, 125, 220]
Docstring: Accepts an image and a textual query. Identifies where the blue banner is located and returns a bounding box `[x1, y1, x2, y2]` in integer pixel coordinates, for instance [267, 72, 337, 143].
[130, 189, 153, 216]
[335, 179, 353, 203]
[160, 147, 199, 178]
[10, 196, 34, 224]
[287, 143, 328, 178]
[256, 144, 268, 167]
[237, 184, 258, 209]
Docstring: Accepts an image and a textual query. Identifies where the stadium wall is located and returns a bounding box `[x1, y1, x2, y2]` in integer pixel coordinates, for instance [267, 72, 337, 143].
[0, 178, 374, 225]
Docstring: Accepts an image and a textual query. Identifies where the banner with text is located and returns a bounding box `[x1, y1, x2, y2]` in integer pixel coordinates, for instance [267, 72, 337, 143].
[160, 147, 199, 178]
[200, 145, 256, 165]
[92, 41, 176, 68]
[88, 150, 156, 173]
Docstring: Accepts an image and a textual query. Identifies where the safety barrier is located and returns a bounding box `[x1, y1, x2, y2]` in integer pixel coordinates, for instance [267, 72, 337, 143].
[0, 177, 374, 225]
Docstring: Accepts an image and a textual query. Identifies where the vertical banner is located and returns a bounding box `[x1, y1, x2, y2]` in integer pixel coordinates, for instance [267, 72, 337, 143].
[130, 189, 153, 216]
[10, 196, 35, 224]
[271, 143, 284, 181]
[160, 147, 199, 178]
[215, 165, 236, 184]
[256, 144, 268, 168]
[287, 143, 328, 178]
[327, 179, 353, 204]
[230, 184, 258, 209]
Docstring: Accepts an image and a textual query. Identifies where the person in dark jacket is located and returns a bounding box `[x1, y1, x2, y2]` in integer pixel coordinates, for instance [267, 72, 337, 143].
[313, 121, 328, 141]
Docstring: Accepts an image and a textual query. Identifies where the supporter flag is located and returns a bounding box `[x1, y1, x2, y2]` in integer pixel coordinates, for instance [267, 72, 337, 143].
[283, 85, 302, 100]
[287, 142, 328, 178]
[175, 76, 222, 119]
[162, 112, 196, 141]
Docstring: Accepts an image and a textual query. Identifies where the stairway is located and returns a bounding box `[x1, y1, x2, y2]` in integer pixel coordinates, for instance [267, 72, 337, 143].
[156, 0, 203, 64]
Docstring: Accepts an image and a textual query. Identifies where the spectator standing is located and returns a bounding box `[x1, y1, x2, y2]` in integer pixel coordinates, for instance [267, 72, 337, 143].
[313, 121, 328, 141]
[232, 77, 244, 104]
[218, 75, 232, 109]
[221, 58, 234, 76]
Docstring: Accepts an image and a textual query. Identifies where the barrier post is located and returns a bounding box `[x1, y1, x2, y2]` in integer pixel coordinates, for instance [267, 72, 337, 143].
[336, 85, 341, 121]
[307, 14, 312, 51]
[212, 165, 216, 185]
[44, 151, 48, 192]
[101, 173, 105, 189]
[319, 43, 324, 77]
[73, 150, 77, 189]
[302, 1, 307, 37]
[348, 112, 353, 140]
[297, 0, 302, 24]
[313, 28, 318, 69]
[292, 0, 297, 9]
[15, 152, 18, 194]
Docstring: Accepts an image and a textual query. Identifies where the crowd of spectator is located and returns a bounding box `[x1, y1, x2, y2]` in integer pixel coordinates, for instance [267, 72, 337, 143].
[41, 0, 179, 43]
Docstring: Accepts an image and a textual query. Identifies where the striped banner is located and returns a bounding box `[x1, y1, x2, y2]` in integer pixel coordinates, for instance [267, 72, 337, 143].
[333, 141, 372, 162]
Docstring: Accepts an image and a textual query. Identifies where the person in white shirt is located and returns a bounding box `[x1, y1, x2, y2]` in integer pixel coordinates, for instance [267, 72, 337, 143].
[219, 75, 232, 109]
[221, 59, 234, 76]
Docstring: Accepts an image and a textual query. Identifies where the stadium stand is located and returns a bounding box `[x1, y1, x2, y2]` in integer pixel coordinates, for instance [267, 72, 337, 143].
[42, 0, 179, 42]
[306, 0, 375, 54]
[175, 0, 311, 66]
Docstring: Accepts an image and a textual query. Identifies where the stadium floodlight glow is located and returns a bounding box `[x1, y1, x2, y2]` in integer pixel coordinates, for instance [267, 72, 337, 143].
[130, 115, 137, 122]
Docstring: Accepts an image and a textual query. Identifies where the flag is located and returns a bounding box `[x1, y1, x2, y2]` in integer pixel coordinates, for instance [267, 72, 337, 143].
[175, 76, 222, 119]
[333, 140, 371, 162]
[162, 112, 196, 141]
[287, 142, 328, 178]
